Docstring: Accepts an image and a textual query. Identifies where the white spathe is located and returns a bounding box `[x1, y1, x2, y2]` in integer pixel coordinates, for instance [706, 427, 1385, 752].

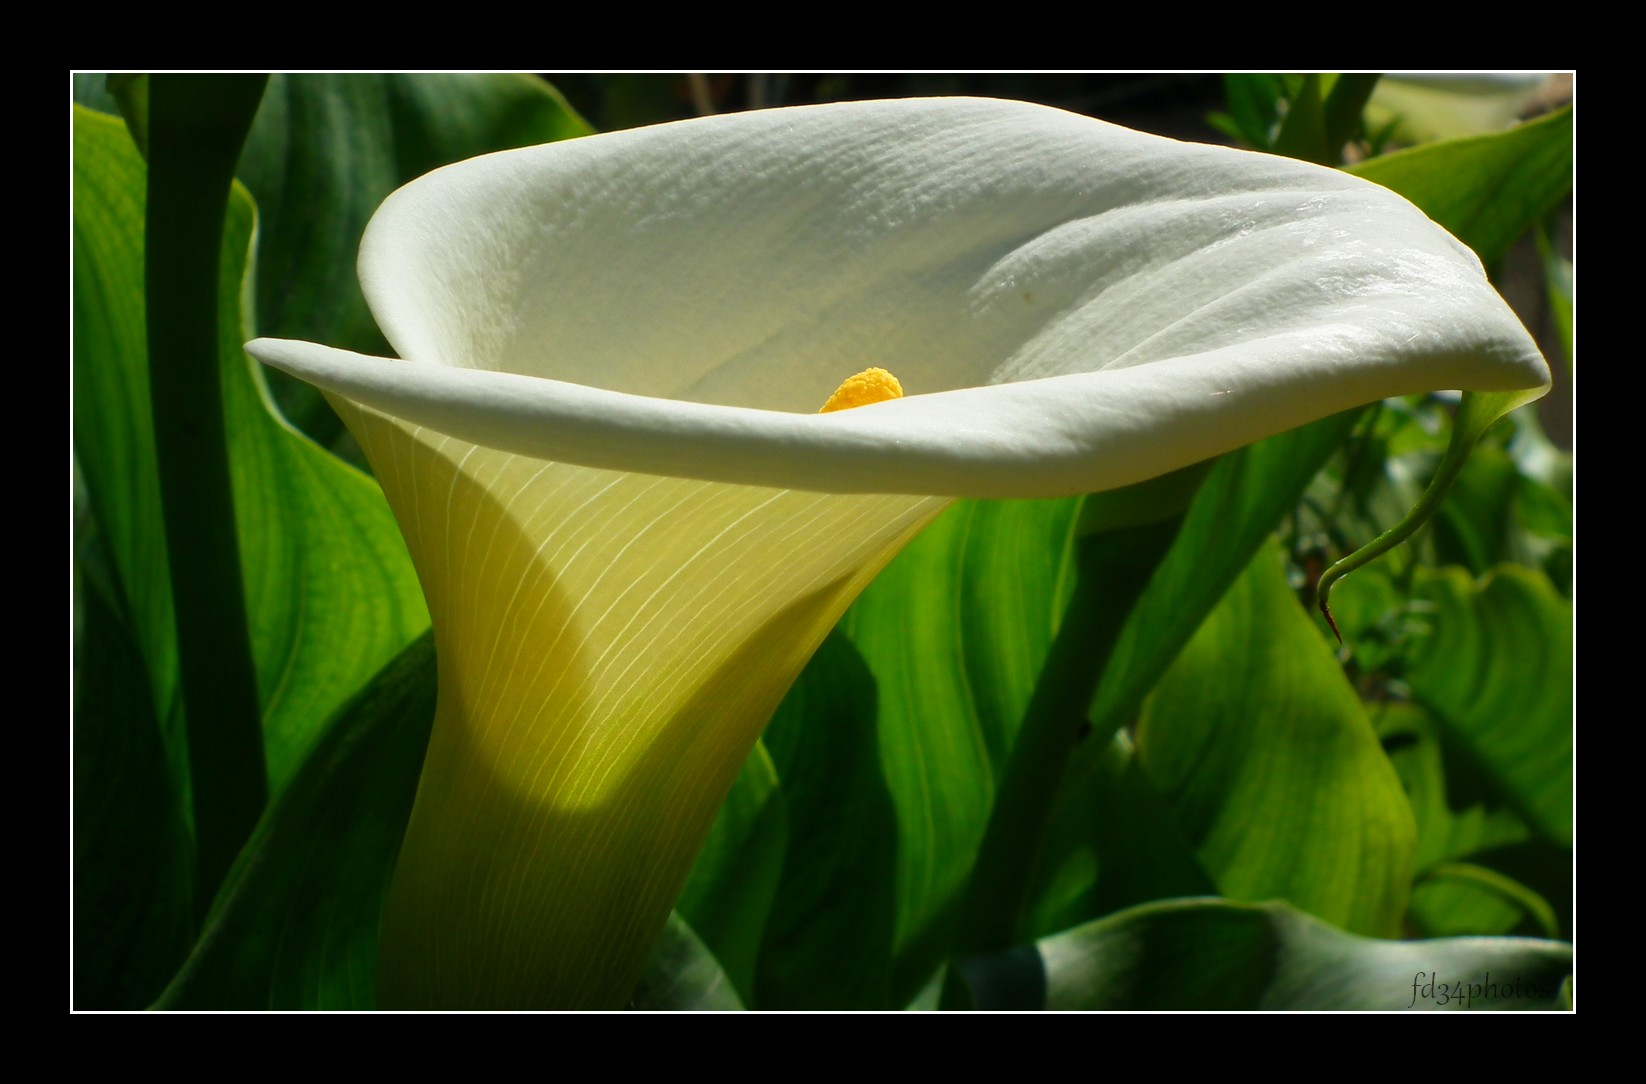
[245, 97, 1549, 1008]
[251, 97, 1547, 499]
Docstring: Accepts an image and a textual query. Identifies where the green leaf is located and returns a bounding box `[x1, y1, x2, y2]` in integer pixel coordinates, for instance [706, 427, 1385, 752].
[1322, 74, 1381, 159]
[1217, 73, 1291, 149]
[630, 913, 744, 1011]
[1268, 72, 1378, 166]
[951, 516, 1183, 961]
[75, 104, 186, 775]
[754, 632, 901, 1009]
[1137, 540, 1416, 937]
[1426, 429, 1568, 581]
[1372, 703, 1529, 873]
[1023, 730, 1215, 939]
[153, 634, 436, 1010]
[1538, 220, 1574, 372]
[78, 73, 594, 445]
[1088, 410, 1363, 743]
[1411, 863, 1560, 939]
[675, 742, 788, 1005]
[1405, 566, 1572, 845]
[235, 74, 592, 441]
[1433, 442, 1520, 574]
[959, 898, 1571, 1010]
[145, 73, 272, 899]
[848, 497, 1082, 1000]
[106, 74, 149, 155]
[72, 104, 428, 799]
[761, 497, 1080, 1006]
[1350, 106, 1573, 267]
[73, 559, 194, 1008]
[1373, 700, 1570, 940]
[1017, 413, 1362, 939]
[1272, 73, 1329, 164]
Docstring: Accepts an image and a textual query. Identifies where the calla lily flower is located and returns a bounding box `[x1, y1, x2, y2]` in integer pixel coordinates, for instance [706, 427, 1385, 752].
[246, 97, 1548, 1009]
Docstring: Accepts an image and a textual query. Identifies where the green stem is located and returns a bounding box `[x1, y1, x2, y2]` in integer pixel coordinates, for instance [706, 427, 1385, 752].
[145, 74, 270, 910]
[950, 517, 1180, 961]
[1323, 73, 1381, 160]
[1317, 390, 1523, 642]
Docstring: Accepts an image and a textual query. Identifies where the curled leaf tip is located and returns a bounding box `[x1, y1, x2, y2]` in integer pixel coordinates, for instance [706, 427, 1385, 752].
[1312, 389, 1533, 646]
[819, 367, 904, 413]
[1318, 581, 1345, 644]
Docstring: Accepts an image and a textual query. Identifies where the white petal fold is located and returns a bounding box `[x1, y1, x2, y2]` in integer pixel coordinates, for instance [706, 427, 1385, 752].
[249, 96, 1548, 499]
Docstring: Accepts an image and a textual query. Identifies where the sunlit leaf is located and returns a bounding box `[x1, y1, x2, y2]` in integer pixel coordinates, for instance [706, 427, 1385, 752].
[1137, 540, 1416, 937]
[72, 104, 428, 797]
[1089, 410, 1363, 741]
[827, 497, 1080, 1004]
[1351, 106, 1573, 267]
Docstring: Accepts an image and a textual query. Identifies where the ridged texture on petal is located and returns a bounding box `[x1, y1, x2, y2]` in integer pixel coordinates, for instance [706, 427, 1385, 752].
[347, 400, 942, 1007]
[251, 96, 1548, 498]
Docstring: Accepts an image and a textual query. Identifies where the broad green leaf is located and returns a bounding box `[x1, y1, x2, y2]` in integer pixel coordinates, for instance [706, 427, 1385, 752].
[1405, 566, 1572, 845]
[958, 898, 1571, 1010]
[1410, 863, 1560, 940]
[820, 497, 1081, 1005]
[1372, 703, 1529, 873]
[74, 104, 185, 769]
[630, 913, 744, 1011]
[1137, 540, 1416, 937]
[1023, 730, 1215, 939]
[78, 73, 594, 445]
[72, 105, 428, 796]
[1350, 106, 1573, 267]
[1022, 412, 1364, 940]
[950, 514, 1184, 964]
[1088, 409, 1364, 742]
[153, 634, 436, 1010]
[72, 559, 194, 1008]
[1440, 839, 1572, 939]
[675, 742, 788, 1005]
[755, 632, 901, 1009]
[237, 76, 591, 411]
[1375, 694, 1571, 942]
